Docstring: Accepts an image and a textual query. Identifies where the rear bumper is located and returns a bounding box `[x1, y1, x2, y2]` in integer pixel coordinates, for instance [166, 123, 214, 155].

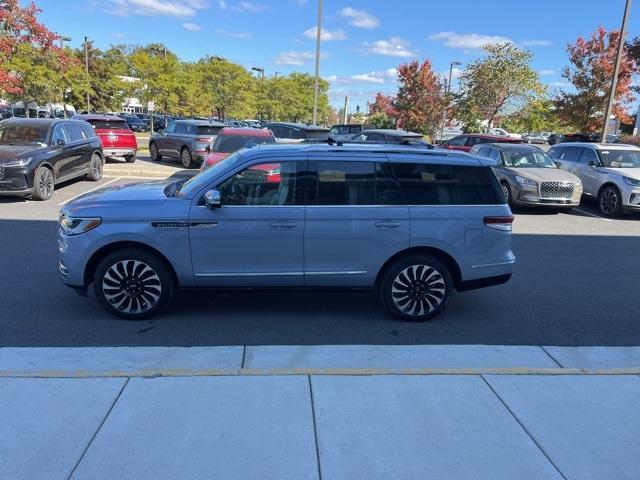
[457, 274, 512, 292]
[103, 147, 137, 158]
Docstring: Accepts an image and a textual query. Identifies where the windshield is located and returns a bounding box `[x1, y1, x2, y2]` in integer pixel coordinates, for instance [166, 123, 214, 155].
[197, 125, 223, 135]
[0, 125, 48, 146]
[503, 150, 557, 168]
[213, 134, 275, 153]
[599, 149, 640, 168]
[88, 120, 129, 130]
[177, 150, 246, 198]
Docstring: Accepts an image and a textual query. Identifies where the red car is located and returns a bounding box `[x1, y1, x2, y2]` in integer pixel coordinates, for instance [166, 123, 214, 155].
[73, 114, 138, 162]
[441, 134, 523, 152]
[201, 127, 276, 171]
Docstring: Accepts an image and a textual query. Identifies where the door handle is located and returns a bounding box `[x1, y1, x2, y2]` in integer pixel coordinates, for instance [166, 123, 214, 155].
[270, 222, 297, 229]
[375, 221, 401, 229]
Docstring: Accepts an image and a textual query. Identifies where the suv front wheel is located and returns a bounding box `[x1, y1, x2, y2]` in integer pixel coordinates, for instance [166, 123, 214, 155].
[599, 185, 623, 217]
[94, 248, 174, 320]
[381, 255, 453, 322]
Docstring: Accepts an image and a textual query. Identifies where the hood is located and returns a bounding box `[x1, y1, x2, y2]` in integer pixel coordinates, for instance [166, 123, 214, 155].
[506, 167, 580, 183]
[0, 145, 43, 162]
[63, 180, 176, 217]
[598, 167, 640, 180]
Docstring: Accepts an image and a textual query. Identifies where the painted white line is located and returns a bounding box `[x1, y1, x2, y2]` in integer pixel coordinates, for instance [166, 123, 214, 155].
[58, 177, 121, 206]
[573, 207, 613, 221]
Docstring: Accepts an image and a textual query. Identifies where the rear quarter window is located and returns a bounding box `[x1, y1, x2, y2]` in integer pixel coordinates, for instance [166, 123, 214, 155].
[391, 162, 505, 205]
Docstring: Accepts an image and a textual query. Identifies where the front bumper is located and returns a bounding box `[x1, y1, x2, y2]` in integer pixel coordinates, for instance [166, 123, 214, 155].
[103, 147, 137, 158]
[515, 183, 582, 207]
[0, 166, 33, 196]
[623, 186, 640, 211]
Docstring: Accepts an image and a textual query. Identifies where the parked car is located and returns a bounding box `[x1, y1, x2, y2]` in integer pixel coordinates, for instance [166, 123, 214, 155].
[522, 132, 548, 144]
[73, 114, 137, 163]
[349, 129, 433, 148]
[244, 119, 262, 128]
[201, 127, 276, 171]
[442, 134, 523, 152]
[123, 114, 149, 133]
[0, 118, 103, 201]
[547, 133, 563, 145]
[149, 119, 225, 168]
[328, 124, 373, 142]
[137, 114, 166, 132]
[470, 143, 582, 210]
[263, 122, 330, 143]
[489, 127, 522, 140]
[59, 143, 515, 321]
[561, 133, 600, 143]
[548, 143, 640, 216]
[224, 119, 248, 127]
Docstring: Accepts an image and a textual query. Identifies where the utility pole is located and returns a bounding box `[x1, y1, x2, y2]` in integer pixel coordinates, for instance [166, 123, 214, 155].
[439, 61, 461, 143]
[342, 96, 349, 124]
[602, 0, 632, 143]
[252, 67, 265, 123]
[312, 0, 323, 125]
[84, 36, 90, 113]
[163, 47, 168, 128]
[58, 35, 71, 118]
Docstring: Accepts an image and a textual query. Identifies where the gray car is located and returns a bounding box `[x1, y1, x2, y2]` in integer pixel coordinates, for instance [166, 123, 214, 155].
[470, 143, 582, 210]
[549, 142, 640, 216]
[58, 144, 515, 322]
[149, 119, 225, 168]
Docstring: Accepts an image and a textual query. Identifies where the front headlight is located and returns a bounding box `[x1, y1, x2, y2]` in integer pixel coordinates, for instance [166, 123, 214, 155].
[515, 175, 537, 187]
[622, 176, 640, 187]
[2, 157, 32, 167]
[59, 214, 101, 236]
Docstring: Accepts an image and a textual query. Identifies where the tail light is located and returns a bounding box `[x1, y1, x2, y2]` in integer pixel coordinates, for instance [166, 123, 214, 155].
[195, 137, 211, 143]
[483, 215, 514, 232]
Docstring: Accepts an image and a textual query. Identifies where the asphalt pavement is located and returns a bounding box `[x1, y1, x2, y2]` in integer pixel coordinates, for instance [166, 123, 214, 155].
[1, 170, 639, 347]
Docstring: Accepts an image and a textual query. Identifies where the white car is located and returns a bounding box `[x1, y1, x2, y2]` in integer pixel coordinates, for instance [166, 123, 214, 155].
[548, 143, 640, 216]
[489, 128, 523, 140]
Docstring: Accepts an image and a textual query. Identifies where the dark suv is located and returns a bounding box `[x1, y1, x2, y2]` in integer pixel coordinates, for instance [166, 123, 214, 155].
[149, 120, 225, 168]
[0, 118, 103, 200]
[263, 122, 330, 143]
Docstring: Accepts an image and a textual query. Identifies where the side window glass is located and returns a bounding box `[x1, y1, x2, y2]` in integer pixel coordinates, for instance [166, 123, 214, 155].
[51, 125, 69, 145]
[447, 136, 467, 146]
[174, 123, 187, 134]
[65, 124, 86, 142]
[217, 161, 301, 206]
[561, 147, 580, 162]
[81, 124, 96, 138]
[487, 148, 501, 162]
[579, 148, 598, 165]
[164, 122, 176, 134]
[548, 148, 562, 159]
[391, 162, 504, 206]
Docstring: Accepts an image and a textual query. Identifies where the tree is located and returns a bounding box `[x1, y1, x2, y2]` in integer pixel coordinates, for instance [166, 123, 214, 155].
[500, 97, 562, 133]
[368, 111, 395, 129]
[369, 92, 397, 118]
[556, 27, 638, 132]
[459, 43, 542, 129]
[0, 0, 76, 114]
[625, 36, 640, 94]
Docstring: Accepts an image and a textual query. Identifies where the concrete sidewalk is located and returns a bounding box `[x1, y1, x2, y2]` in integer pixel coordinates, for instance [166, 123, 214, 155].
[1, 345, 639, 480]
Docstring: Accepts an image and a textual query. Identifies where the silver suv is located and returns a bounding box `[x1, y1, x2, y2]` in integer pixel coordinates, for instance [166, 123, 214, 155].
[58, 144, 515, 321]
[548, 143, 640, 216]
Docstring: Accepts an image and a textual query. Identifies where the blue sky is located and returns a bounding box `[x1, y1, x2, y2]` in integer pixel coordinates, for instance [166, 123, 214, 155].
[35, 0, 639, 110]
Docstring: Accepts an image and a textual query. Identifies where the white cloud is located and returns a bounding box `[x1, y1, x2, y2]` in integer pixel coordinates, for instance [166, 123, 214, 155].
[325, 68, 398, 85]
[539, 69, 556, 76]
[182, 22, 202, 31]
[274, 50, 328, 66]
[548, 81, 570, 87]
[302, 27, 347, 41]
[362, 37, 415, 58]
[339, 7, 380, 28]
[429, 31, 513, 49]
[216, 29, 251, 38]
[523, 39, 552, 46]
[219, 0, 266, 12]
[108, 0, 209, 17]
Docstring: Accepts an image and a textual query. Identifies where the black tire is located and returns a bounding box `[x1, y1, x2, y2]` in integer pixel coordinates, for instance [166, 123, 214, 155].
[598, 185, 623, 217]
[501, 181, 512, 205]
[31, 165, 55, 201]
[125, 154, 136, 163]
[86, 152, 103, 181]
[380, 254, 453, 322]
[149, 142, 162, 162]
[180, 147, 195, 168]
[93, 248, 174, 320]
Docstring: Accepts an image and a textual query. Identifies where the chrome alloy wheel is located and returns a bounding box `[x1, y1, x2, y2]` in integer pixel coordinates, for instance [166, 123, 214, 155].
[38, 168, 54, 198]
[391, 264, 446, 316]
[102, 260, 162, 314]
[600, 188, 618, 215]
[91, 154, 103, 178]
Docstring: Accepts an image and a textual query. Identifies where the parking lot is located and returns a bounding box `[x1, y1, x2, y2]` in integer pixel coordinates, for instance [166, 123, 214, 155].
[1, 159, 639, 348]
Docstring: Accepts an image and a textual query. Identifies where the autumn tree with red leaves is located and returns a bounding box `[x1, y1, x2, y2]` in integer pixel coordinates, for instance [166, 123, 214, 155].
[556, 27, 638, 132]
[394, 60, 445, 137]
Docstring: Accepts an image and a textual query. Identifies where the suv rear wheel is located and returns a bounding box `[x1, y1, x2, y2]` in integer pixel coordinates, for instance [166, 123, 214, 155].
[86, 153, 103, 181]
[381, 255, 453, 322]
[180, 147, 195, 168]
[599, 185, 623, 217]
[93, 248, 174, 320]
[149, 142, 162, 161]
[124, 154, 136, 163]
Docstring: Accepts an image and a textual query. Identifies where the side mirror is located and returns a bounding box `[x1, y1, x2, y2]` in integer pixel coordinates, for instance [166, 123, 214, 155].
[588, 160, 598, 168]
[56, 138, 66, 147]
[554, 161, 561, 168]
[204, 189, 221, 210]
[205, 144, 211, 153]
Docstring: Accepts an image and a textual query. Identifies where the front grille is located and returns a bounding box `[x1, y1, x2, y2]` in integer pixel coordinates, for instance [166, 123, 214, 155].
[540, 182, 574, 199]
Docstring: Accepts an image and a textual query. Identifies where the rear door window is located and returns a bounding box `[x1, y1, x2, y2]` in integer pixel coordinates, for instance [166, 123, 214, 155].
[197, 125, 222, 135]
[558, 146, 581, 163]
[446, 136, 468, 147]
[391, 162, 505, 205]
[65, 123, 87, 142]
[310, 161, 403, 205]
[87, 120, 128, 130]
[174, 123, 188, 134]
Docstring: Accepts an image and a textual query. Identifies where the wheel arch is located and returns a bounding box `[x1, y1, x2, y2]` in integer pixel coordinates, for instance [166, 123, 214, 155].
[375, 246, 462, 289]
[84, 241, 179, 288]
[597, 181, 621, 197]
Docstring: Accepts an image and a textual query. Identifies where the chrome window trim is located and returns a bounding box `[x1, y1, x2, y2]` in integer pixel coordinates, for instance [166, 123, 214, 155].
[195, 272, 303, 277]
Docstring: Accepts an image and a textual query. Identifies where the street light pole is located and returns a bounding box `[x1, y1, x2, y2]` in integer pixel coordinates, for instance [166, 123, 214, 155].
[252, 67, 265, 123]
[601, 0, 632, 143]
[58, 35, 71, 118]
[312, 0, 323, 125]
[84, 36, 90, 113]
[439, 61, 462, 143]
